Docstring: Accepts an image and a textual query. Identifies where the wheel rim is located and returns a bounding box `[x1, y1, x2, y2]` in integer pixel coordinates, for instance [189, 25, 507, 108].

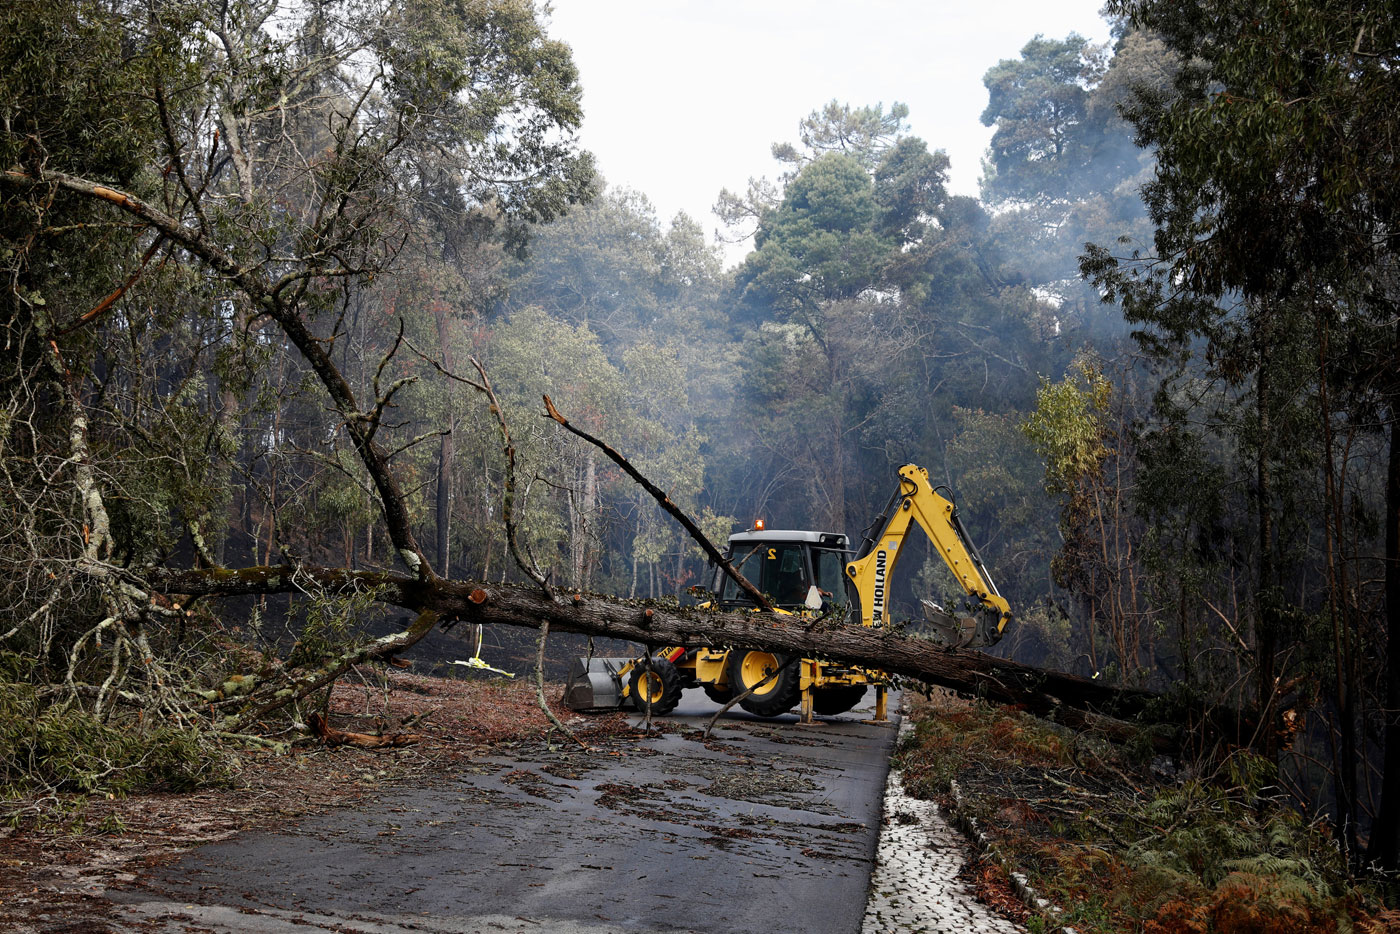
[637, 671, 661, 703]
[739, 651, 780, 695]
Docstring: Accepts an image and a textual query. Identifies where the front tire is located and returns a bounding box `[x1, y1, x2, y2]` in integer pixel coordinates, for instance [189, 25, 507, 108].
[727, 650, 800, 717]
[629, 657, 682, 716]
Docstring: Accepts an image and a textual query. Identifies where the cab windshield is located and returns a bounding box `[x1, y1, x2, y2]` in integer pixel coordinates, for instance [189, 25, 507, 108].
[721, 542, 810, 606]
[811, 547, 847, 600]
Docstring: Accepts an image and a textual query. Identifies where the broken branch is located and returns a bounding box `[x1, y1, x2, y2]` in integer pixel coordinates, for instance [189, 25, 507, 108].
[542, 394, 771, 611]
[307, 712, 421, 749]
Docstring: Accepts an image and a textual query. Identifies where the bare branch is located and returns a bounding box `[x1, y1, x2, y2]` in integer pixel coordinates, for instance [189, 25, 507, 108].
[702, 657, 797, 740]
[470, 359, 551, 597]
[542, 394, 772, 611]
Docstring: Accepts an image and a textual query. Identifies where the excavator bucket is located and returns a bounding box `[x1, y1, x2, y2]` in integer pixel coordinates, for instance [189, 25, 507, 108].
[920, 599, 981, 649]
[562, 657, 633, 711]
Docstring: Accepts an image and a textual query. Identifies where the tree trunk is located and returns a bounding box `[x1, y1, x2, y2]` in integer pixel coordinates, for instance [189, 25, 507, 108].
[215, 301, 247, 567]
[1255, 315, 1278, 761]
[1317, 311, 1360, 858]
[436, 429, 454, 574]
[582, 452, 598, 590]
[434, 302, 456, 575]
[1368, 372, 1400, 871]
[149, 564, 1261, 752]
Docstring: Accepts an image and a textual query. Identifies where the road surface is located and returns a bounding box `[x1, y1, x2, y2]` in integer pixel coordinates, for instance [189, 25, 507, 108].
[109, 688, 901, 933]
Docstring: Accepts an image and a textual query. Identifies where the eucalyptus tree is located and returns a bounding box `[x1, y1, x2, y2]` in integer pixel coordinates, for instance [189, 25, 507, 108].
[1084, 0, 1399, 863]
[980, 30, 1171, 329]
[499, 187, 726, 356]
[1, 0, 593, 748]
[495, 187, 733, 594]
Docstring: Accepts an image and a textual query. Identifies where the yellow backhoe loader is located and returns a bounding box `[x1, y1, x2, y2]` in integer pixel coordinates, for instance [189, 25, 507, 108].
[562, 464, 1012, 720]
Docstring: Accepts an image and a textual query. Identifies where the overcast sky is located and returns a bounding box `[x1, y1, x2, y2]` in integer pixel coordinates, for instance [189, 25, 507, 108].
[545, 1, 1113, 266]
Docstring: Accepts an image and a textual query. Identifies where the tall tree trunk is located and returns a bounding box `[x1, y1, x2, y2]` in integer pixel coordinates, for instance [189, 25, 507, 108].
[567, 459, 583, 590]
[629, 493, 643, 598]
[567, 450, 599, 591]
[436, 430, 454, 574]
[214, 305, 249, 566]
[434, 304, 455, 575]
[1368, 351, 1400, 871]
[1255, 315, 1279, 761]
[1317, 311, 1359, 857]
[583, 452, 598, 590]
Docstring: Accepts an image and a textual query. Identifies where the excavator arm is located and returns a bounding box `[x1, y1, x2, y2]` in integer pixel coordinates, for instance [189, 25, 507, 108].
[845, 464, 1012, 647]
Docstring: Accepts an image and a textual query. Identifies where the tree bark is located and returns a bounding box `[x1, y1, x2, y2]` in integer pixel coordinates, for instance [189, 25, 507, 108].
[436, 429, 454, 573]
[1255, 310, 1279, 762]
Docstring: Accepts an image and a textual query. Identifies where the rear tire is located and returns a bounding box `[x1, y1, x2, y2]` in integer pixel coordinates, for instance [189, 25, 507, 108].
[701, 683, 735, 705]
[629, 657, 682, 716]
[811, 685, 867, 716]
[727, 650, 800, 717]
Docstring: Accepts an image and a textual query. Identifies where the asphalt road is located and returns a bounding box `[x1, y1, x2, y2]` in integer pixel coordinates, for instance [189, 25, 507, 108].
[110, 689, 901, 934]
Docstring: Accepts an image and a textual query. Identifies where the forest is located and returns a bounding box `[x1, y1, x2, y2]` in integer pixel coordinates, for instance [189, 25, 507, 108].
[1, 0, 1397, 884]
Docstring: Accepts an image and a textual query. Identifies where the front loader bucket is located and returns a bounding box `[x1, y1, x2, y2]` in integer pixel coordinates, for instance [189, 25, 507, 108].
[562, 657, 632, 711]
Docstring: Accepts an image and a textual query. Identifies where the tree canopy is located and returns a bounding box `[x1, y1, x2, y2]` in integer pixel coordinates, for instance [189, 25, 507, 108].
[2, 0, 1398, 877]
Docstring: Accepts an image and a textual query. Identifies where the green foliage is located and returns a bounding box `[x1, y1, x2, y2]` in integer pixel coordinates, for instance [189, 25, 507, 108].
[0, 0, 597, 797]
[737, 151, 895, 323]
[0, 0, 167, 181]
[1081, 0, 1400, 861]
[945, 406, 1055, 599]
[981, 34, 1108, 204]
[0, 684, 230, 800]
[284, 585, 387, 672]
[979, 28, 1167, 320]
[772, 100, 911, 173]
[1104, 0, 1398, 304]
[1024, 357, 1114, 496]
[504, 189, 693, 351]
[873, 135, 951, 246]
[8, 0, 1389, 879]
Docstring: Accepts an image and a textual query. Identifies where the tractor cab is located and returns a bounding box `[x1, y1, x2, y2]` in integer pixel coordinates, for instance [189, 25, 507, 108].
[714, 529, 851, 612]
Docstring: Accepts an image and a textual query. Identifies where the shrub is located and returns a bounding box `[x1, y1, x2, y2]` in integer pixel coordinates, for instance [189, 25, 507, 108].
[0, 682, 231, 802]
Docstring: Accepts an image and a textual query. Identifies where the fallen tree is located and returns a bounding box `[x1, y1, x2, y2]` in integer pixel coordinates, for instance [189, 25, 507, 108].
[143, 562, 1259, 753]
